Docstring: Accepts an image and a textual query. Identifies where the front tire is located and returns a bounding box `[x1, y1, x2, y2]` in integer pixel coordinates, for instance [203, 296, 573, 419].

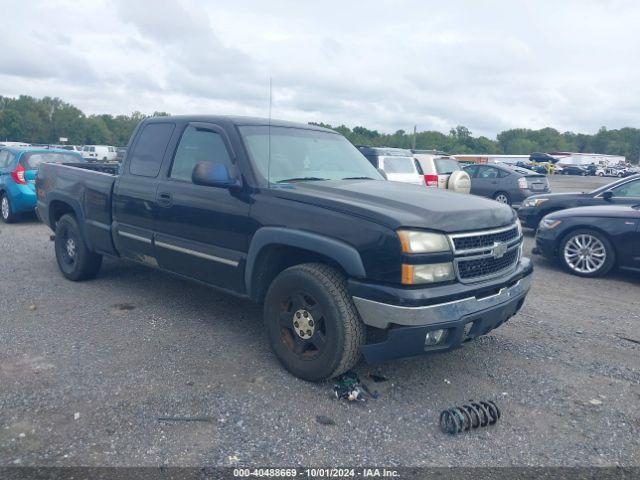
[54, 214, 103, 281]
[1, 193, 18, 223]
[263, 263, 365, 382]
[559, 229, 615, 277]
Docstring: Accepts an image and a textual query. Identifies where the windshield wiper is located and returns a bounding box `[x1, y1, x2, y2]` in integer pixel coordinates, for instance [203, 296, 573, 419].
[342, 176, 376, 180]
[276, 177, 328, 183]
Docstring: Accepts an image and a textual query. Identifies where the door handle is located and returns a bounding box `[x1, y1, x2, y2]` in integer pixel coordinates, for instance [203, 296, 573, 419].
[157, 192, 172, 207]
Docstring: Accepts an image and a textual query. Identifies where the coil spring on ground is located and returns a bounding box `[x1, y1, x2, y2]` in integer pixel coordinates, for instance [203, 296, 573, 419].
[439, 400, 501, 435]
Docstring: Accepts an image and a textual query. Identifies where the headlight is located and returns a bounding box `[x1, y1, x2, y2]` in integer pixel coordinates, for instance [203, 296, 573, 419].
[402, 262, 455, 285]
[397, 230, 450, 253]
[539, 218, 562, 230]
[523, 198, 549, 208]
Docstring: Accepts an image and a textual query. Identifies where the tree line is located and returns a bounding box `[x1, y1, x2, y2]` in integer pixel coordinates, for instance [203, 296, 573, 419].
[1, 95, 638, 163]
[0, 95, 168, 147]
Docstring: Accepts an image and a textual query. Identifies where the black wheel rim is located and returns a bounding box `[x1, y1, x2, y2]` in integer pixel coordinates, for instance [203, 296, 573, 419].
[59, 226, 78, 267]
[277, 291, 327, 359]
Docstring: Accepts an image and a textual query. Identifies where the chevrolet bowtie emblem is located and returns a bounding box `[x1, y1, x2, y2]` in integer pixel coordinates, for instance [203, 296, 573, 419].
[492, 241, 507, 259]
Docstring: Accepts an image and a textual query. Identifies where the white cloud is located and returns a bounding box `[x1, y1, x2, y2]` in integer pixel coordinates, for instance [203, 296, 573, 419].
[0, 0, 639, 136]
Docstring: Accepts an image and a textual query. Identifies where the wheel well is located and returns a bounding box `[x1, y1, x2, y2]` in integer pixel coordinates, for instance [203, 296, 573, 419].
[557, 225, 618, 263]
[49, 200, 76, 228]
[250, 245, 345, 303]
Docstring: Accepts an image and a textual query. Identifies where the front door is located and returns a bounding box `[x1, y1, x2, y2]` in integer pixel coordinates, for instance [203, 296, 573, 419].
[153, 122, 251, 293]
[473, 165, 501, 198]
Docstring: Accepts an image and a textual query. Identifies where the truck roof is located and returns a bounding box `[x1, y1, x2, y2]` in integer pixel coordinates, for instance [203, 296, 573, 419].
[142, 115, 338, 134]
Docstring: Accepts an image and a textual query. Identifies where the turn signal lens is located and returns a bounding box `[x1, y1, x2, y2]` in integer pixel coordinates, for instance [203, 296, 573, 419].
[402, 262, 455, 285]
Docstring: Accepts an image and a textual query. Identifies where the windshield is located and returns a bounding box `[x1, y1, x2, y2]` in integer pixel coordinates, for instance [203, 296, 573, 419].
[239, 126, 383, 184]
[382, 156, 416, 174]
[20, 152, 83, 170]
[434, 158, 461, 174]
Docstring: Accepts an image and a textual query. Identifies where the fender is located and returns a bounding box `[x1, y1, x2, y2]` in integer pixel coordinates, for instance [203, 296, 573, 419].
[45, 192, 92, 249]
[245, 227, 366, 297]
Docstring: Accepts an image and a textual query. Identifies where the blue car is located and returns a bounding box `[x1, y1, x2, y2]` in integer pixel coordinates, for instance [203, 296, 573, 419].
[0, 146, 84, 223]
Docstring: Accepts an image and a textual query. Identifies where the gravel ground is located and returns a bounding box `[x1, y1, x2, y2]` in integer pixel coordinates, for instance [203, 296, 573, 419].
[0, 175, 638, 467]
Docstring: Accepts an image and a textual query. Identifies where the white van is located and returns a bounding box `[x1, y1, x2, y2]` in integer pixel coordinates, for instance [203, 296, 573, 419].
[82, 145, 118, 162]
[357, 146, 424, 186]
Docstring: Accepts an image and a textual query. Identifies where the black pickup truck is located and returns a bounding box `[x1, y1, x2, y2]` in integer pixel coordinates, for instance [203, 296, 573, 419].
[36, 115, 533, 381]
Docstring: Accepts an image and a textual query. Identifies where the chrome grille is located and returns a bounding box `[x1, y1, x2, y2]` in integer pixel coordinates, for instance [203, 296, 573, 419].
[448, 223, 522, 283]
[452, 225, 519, 252]
[457, 247, 519, 280]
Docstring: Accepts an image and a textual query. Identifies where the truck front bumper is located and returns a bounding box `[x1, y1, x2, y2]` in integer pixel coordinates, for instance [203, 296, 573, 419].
[350, 258, 533, 363]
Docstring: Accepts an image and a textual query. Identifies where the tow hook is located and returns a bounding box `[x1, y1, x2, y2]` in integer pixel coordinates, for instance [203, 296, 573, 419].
[50, 235, 55, 241]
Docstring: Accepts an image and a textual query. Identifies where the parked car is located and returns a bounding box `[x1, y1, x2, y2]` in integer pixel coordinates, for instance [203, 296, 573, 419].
[412, 151, 470, 194]
[357, 146, 424, 185]
[558, 164, 590, 176]
[518, 174, 640, 229]
[534, 204, 640, 277]
[463, 163, 550, 207]
[82, 145, 118, 162]
[59, 145, 84, 154]
[0, 146, 84, 223]
[37, 115, 532, 381]
[598, 166, 630, 177]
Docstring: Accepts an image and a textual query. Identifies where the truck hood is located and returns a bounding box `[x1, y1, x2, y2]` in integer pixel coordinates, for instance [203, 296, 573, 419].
[272, 180, 516, 232]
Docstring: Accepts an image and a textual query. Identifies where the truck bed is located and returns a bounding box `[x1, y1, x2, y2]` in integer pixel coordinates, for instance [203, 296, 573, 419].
[37, 162, 118, 256]
[66, 162, 120, 176]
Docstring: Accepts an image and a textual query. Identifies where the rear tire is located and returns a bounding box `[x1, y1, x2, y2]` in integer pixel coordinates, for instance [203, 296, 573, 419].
[54, 214, 102, 281]
[263, 263, 365, 382]
[0, 193, 17, 223]
[493, 191, 511, 205]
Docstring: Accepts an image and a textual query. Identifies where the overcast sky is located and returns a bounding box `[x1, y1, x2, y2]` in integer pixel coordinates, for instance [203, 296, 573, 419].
[1, 0, 639, 137]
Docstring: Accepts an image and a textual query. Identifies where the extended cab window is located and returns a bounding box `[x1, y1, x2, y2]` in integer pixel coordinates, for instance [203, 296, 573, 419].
[170, 126, 232, 182]
[129, 123, 175, 177]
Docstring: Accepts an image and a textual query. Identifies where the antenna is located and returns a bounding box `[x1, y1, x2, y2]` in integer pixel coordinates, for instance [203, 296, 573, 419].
[267, 77, 272, 188]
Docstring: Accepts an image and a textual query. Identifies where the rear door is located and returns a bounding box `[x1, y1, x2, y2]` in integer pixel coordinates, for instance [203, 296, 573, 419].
[112, 121, 177, 264]
[153, 122, 250, 293]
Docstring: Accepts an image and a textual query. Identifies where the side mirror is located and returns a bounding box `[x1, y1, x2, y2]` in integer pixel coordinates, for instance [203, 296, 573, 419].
[192, 161, 240, 189]
[377, 168, 388, 180]
[602, 190, 613, 201]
